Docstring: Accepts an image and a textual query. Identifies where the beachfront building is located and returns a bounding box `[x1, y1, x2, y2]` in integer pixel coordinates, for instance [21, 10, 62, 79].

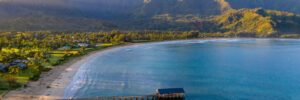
[156, 88, 185, 99]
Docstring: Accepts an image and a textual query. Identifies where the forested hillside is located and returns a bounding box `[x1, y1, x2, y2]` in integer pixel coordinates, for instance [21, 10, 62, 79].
[226, 0, 300, 14]
[67, 0, 144, 20]
[0, 0, 300, 34]
[195, 8, 300, 37]
[0, 14, 117, 31]
[118, 0, 234, 30]
[0, 0, 81, 22]
[0, 0, 143, 21]
[135, 0, 232, 17]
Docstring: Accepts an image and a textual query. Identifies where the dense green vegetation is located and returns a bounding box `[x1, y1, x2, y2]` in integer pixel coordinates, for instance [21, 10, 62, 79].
[135, 0, 232, 17]
[1, 0, 300, 97]
[0, 30, 228, 95]
[1, 0, 300, 95]
[144, 8, 300, 37]
[1, 0, 300, 35]
[0, 13, 117, 31]
[191, 8, 300, 37]
[226, 0, 300, 14]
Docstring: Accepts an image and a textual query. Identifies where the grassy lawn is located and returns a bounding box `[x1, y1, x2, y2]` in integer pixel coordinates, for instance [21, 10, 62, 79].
[97, 43, 113, 46]
[49, 56, 63, 63]
[0, 69, 35, 83]
[51, 50, 80, 55]
[71, 48, 94, 51]
[47, 55, 64, 66]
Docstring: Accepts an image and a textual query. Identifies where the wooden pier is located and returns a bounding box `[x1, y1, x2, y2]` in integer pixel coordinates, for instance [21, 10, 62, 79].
[66, 88, 185, 100]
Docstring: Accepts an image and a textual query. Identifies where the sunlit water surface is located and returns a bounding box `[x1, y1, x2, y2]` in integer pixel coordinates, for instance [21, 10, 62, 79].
[64, 39, 300, 100]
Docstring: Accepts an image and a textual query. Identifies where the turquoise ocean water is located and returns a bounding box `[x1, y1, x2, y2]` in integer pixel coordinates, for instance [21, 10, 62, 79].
[64, 39, 300, 100]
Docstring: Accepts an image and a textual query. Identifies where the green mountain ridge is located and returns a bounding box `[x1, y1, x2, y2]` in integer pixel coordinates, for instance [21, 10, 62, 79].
[0, 0, 300, 37]
[0, 13, 117, 31]
[226, 0, 300, 14]
[135, 0, 233, 17]
[198, 8, 300, 37]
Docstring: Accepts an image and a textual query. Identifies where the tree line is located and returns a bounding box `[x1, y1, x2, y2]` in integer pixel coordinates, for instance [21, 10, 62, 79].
[0, 30, 225, 90]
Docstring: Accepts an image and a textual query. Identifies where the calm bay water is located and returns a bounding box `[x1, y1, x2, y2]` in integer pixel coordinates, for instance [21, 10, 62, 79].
[64, 39, 300, 100]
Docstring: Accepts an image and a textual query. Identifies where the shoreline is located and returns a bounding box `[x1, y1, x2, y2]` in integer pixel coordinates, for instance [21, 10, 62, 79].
[2, 43, 146, 100]
[3, 38, 203, 100]
[3, 38, 284, 100]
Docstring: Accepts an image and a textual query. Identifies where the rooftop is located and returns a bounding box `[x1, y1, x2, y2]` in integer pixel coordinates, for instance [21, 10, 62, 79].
[156, 88, 185, 95]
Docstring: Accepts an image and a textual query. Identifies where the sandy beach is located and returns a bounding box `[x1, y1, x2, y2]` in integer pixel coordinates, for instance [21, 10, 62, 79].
[2, 39, 214, 100]
[2, 43, 143, 100]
